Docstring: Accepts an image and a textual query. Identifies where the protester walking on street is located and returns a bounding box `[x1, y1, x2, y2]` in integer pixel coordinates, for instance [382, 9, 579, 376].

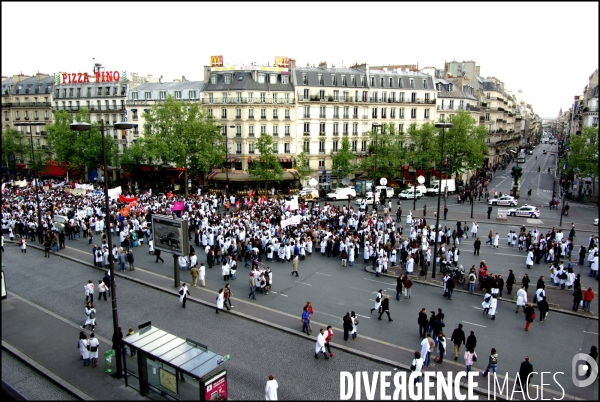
[516, 286, 528, 313]
[488, 295, 498, 320]
[325, 325, 334, 357]
[224, 283, 234, 310]
[127, 249, 135, 271]
[506, 270, 516, 295]
[98, 279, 107, 301]
[378, 295, 393, 321]
[371, 289, 384, 314]
[78, 332, 89, 364]
[411, 351, 424, 383]
[179, 283, 190, 308]
[474, 237, 481, 256]
[451, 324, 466, 360]
[88, 332, 100, 368]
[301, 306, 311, 335]
[216, 288, 228, 313]
[154, 248, 164, 263]
[482, 348, 499, 379]
[304, 301, 314, 332]
[436, 332, 447, 363]
[84, 279, 95, 303]
[464, 347, 477, 373]
[350, 311, 358, 340]
[291, 254, 299, 277]
[265, 375, 278, 400]
[517, 356, 534, 389]
[190, 264, 199, 287]
[342, 312, 353, 341]
[524, 303, 536, 331]
[315, 328, 330, 359]
[418, 308, 428, 338]
[248, 271, 257, 300]
[466, 331, 477, 351]
[81, 302, 96, 330]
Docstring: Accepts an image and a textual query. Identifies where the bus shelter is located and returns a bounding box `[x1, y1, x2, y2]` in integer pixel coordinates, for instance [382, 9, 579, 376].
[121, 323, 228, 401]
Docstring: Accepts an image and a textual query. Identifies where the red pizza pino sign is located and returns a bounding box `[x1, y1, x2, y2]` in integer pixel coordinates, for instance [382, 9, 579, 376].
[61, 71, 121, 84]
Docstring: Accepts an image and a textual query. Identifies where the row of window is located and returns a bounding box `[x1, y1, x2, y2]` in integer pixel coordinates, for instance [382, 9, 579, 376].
[131, 90, 199, 101]
[56, 86, 127, 98]
[5, 110, 50, 120]
[54, 99, 125, 110]
[221, 124, 292, 137]
[301, 73, 426, 89]
[11, 84, 53, 95]
[302, 106, 429, 119]
[209, 73, 290, 85]
[208, 108, 292, 119]
[206, 92, 292, 103]
[300, 89, 432, 103]
[230, 139, 372, 155]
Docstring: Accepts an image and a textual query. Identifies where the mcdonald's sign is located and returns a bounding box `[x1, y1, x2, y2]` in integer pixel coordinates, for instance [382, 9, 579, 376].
[210, 55, 224, 67]
[274, 56, 289, 68]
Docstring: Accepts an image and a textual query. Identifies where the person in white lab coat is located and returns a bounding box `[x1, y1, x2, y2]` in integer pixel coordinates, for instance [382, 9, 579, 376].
[265, 375, 278, 400]
[315, 328, 329, 359]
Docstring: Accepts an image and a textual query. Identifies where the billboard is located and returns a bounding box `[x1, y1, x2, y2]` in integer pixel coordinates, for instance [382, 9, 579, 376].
[274, 56, 289, 68]
[202, 370, 227, 401]
[151, 214, 188, 255]
[210, 55, 224, 67]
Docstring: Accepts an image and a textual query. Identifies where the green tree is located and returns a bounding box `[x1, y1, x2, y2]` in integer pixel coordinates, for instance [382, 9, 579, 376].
[294, 150, 313, 185]
[47, 109, 119, 177]
[331, 136, 356, 187]
[142, 96, 222, 195]
[360, 123, 407, 182]
[119, 138, 150, 172]
[1, 128, 27, 175]
[407, 122, 439, 173]
[436, 111, 488, 178]
[562, 126, 598, 184]
[248, 132, 283, 188]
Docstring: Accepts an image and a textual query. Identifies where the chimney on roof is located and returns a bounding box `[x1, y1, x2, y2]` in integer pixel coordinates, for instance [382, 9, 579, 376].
[159, 75, 163, 83]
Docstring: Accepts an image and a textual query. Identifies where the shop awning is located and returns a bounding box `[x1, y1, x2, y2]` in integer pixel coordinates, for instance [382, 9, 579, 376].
[279, 158, 292, 163]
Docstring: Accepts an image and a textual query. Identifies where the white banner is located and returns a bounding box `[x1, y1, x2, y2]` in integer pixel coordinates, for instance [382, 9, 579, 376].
[107, 186, 122, 200]
[497, 208, 507, 219]
[284, 196, 299, 211]
[65, 188, 88, 196]
[16, 180, 28, 188]
[75, 183, 94, 190]
[280, 215, 301, 229]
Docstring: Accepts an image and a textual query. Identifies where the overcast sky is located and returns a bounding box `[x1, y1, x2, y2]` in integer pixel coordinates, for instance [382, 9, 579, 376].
[2, 2, 598, 118]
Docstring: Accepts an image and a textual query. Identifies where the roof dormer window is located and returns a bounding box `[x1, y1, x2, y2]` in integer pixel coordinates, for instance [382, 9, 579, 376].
[258, 74, 265, 84]
[370, 77, 375, 86]
[423, 79, 428, 89]
[224, 74, 231, 84]
[210, 75, 217, 84]
[270, 74, 277, 84]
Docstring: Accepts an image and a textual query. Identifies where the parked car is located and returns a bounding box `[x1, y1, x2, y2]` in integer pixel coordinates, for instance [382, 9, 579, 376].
[594, 218, 598, 226]
[398, 188, 423, 199]
[355, 192, 376, 207]
[488, 195, 518, 206]
[543, 150, 547, 155]
[507, 205, 540, 218]
[298, 187, 319, 200]
[159, 232, 181, 248]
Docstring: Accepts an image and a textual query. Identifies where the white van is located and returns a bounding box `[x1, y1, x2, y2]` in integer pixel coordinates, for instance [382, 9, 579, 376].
[398, 188, 423, 199]
[326, 186, 357, 200]
[374, 186, 395, 198]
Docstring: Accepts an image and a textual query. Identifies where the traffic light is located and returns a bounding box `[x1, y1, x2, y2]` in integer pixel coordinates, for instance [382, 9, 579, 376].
[511, 165, 523, 179]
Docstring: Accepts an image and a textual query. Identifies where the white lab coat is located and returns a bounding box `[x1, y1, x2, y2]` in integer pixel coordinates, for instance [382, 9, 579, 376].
[488, 297, 498, 316]
[516, 288, 528, 306]
[315, 332, 327, 354]
[373, 291, 383, 310]
[216, 292, 224, 310]
[265, 379, 278, 400]
[198, 265, 206, 281]
[526, 251, 534, 266]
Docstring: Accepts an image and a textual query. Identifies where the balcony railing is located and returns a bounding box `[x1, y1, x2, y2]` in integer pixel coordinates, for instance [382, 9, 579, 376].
[53, 105, 124, 112]
[295, 93, 436, 104]
[201, 97, 295, 105]
[3, 101, 52, 108]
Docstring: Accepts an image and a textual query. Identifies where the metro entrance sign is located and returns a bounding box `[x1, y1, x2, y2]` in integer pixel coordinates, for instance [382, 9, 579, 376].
[60, 70, 122, 84]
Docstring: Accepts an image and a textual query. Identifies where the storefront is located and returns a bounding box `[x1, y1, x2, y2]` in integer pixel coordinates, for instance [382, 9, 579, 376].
[121, 323, 228, 401]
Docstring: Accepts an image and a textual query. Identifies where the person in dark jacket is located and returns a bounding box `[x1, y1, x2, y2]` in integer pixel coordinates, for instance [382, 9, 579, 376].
[428, 311, 437, 337]
[446, 276, 455, 300]
[378, 295, 393, 321]
[536, 276, 546, 290]
[573, 286, 583, 312]
[473, 238, 481, 256]
[154, 248, 164, 263]
[537, 298, 549, 322]
[466, 331, 477, 351]
[506, 270, 516, 294]
[102, 271, 112, 297]
[517, 356, 534, 389]
[497, 275, 505, 298]
[450, 324, 466, 360]
[432, 317, 445, 346]
[524, 303, 535, 331]
[396, 274, 404, 301]
[342, 312, 353, 341]
[418, 308, 428, 338]
[522, 273, 530, 293]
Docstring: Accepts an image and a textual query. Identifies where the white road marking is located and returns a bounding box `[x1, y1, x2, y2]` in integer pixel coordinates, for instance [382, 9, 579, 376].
[349, 286, 376, 293]
[314, 272, 331, 276]
[583, 331, 598, 335]
[294, 281, 311, 286]
[270, 291, 288, 297]
[462, 321, 487, 328]
[355, 314, 371, 319]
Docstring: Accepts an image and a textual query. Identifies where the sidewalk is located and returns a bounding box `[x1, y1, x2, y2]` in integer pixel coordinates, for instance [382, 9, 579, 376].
[2, 239, 594, 400]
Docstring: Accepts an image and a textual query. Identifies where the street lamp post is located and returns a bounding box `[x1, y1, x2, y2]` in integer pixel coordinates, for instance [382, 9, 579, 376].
[15, 121, 46, 243]
[222, 125, 235, 198]
[431, 122, 453, 279]
[71, 118, 132, 379]
[372, 124, 382, 211]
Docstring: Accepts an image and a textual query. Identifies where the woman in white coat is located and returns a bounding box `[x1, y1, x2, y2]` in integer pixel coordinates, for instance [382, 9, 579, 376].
[88, 332, 100, 368]
[350, 311, 358, 340]
[306, 238, 313, 255]
[81, 302, 96, 330]
[348, 243, 355, 267]
[406, 211, 413, 225]
[493, 233, 500, 248]
[370, 289, 383, 314]
[320, 238, 327, 256]
[488, 296, 498, 320]
[79, 332, 90, 365]
[516, 286, 528, 313]
[148, 238, 154, 255]
[215, 288, 225, 314]
[482, 291, 492, 315]
[198, 263, 206, 287]
[363, 243, 371, 263]
[526, 250, 534, 269]
[221, 260, 230, 281]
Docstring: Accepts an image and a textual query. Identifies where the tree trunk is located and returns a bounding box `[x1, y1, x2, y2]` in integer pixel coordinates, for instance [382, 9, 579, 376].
[184, 168, 189, 197]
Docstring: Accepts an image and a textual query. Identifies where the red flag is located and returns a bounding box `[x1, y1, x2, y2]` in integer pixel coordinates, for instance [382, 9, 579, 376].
[259, 196, 264, 205]
[235, 200, 240, 209]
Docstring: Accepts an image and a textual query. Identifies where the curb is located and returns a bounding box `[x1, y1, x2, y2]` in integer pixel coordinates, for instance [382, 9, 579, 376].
[363, 265, 597, 320]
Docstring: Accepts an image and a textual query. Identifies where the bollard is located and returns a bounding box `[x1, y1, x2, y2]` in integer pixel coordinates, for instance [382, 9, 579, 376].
[104, 349, 115, 373]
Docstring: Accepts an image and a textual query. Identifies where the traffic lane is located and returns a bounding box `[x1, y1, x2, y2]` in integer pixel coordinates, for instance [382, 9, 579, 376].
[0, 248, 393, 401]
